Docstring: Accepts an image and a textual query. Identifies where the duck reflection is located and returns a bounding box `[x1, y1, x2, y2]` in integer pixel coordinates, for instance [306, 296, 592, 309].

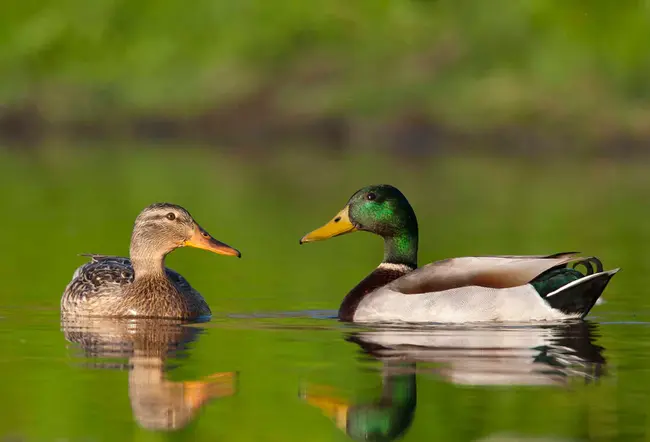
[303, 360, 416, 442]
[61, 317, 236, 431]
[302, 322, 605, 441]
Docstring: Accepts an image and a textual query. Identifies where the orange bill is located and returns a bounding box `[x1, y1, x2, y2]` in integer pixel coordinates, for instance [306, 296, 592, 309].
[300, 205, 357, 244]
[184, 226, 241, 257]
[184, 371, 238, 409]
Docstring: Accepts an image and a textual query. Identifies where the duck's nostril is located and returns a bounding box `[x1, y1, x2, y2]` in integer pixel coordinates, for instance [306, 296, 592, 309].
[334, 217, 341, 223]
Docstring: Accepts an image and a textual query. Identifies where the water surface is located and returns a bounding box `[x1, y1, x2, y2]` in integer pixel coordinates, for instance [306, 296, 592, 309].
[1, 144, 649, 440]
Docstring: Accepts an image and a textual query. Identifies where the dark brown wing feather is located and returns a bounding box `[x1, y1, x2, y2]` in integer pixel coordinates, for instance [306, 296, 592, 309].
[71, 254, 199, 298]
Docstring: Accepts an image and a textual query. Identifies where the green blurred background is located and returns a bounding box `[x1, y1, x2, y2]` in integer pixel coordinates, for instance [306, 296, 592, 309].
[2, 0, 650, 152]
[2, 1, 650, 441]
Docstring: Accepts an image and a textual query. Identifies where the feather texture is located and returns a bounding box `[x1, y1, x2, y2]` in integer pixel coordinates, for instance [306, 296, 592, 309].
[389, 254, 580, 294]
[61, 255, 210, 319]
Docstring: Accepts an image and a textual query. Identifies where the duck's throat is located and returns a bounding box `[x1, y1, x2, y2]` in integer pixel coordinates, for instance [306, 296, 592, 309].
[130, 241, 168, 278]
[383, 233, 418, 268]
[130, 256, 167, 278]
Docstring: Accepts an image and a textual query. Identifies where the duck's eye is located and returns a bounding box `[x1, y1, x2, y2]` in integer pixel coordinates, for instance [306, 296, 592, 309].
[166, 213, 176, 221]
[367, 192, 376, 201]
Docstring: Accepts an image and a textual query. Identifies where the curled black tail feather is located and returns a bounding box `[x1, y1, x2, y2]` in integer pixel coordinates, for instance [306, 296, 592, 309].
[545, 270, 619, 318]
[571, 257, 603, 275]
[534, 256, 603, 283]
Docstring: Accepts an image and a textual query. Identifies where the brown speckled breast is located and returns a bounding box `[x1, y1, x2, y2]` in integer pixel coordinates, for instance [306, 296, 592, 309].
[61, 255, 211, 319]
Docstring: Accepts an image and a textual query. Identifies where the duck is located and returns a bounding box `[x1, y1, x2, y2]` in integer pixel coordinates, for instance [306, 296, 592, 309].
[61, 203, 240, 319]
[299, 184, 618, 323]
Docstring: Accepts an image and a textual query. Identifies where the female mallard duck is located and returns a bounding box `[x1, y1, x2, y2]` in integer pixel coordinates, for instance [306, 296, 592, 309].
[299, 185, 618, 323]
[61, 203, 240, 319]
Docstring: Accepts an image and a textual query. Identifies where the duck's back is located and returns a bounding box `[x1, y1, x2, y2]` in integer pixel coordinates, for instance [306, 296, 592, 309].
[61, 255, 210, 318]
[63, 256, 133, 309]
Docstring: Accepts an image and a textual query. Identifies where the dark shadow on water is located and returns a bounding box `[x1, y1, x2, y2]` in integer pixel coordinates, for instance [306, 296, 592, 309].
[61, 316, 237, 431]
[301, 321, 606, 442]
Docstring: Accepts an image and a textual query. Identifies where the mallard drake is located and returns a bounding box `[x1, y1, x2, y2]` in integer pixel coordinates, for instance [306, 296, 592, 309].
[299, 185, 618, 323]
[61, 203, 240, 319]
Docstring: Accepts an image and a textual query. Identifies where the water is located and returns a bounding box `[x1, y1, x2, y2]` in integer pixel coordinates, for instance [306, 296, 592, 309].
[1, 144, 650, 441]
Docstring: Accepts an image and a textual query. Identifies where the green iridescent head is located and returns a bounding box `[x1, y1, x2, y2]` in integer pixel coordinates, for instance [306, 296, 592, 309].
[300, 185, 419, 266]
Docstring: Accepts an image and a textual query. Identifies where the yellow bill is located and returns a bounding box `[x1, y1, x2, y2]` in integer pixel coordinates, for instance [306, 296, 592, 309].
[300, 206, 357, 244]
[301, 384, 350, 430]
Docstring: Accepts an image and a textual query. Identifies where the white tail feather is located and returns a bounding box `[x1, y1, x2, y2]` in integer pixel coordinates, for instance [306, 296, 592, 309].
[546, 269, 619, 298]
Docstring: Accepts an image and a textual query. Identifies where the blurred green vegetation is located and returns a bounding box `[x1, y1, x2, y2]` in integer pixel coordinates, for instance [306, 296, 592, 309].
[2, 1, 650, 145]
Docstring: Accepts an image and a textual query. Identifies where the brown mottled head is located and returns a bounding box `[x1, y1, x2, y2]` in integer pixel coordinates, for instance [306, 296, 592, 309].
[130, 203, 240, 263]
